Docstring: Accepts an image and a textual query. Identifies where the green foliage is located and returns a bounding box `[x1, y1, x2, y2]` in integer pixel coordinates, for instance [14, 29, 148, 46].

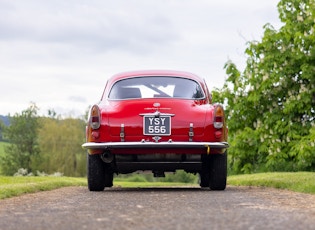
[0, 142, 8, 173]
[124, 174, 148, 182]
[0, 142, 7, 156]
[115, 171, 198, 184]
[229, 128, 261, 174]
[0, 120, 4, 141]
[0, 103, 40, 175]
[213, 0, 315, 173]
[37, 117, 86, 177]
[291, 126, 315, 170]
[161, 170, 198, 183]
[0, 104, 86, 177]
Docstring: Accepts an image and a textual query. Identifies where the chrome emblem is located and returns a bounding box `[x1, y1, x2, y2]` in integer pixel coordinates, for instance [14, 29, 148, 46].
[152, 136, 161, 143]
[153, 102, 160, 108]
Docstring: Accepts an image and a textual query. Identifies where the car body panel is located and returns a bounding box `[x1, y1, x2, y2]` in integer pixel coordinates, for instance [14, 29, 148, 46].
[105, 99, 208, 141]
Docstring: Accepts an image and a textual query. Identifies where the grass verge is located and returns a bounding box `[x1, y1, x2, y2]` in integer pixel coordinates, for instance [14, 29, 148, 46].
[227, 172, 315, 194]
[0, 176, 86, 199]
[0, 176, 195, 199]
[1, 172, 314, 199]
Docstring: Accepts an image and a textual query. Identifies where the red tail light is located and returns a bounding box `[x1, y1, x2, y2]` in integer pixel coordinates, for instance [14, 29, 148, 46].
[90, 105, 101, 130]
[214, 104, 224, 129]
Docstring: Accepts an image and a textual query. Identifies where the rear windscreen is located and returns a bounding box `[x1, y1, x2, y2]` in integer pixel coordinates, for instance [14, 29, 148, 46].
[108, 76, 205, 100]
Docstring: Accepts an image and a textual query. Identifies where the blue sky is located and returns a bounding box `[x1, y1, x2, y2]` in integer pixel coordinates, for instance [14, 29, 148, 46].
[0, 0, 281, 117]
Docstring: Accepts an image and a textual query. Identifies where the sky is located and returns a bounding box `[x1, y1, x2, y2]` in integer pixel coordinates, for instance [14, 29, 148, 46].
[0, 0, 282, 117]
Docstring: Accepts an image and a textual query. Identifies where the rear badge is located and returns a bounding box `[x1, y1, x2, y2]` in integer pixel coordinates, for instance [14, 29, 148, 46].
[153, 102, 160, 108]
[152, 136, 161, 143]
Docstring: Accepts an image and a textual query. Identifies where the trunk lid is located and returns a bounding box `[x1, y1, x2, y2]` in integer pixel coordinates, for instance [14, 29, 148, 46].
[107, 99, 208, 142]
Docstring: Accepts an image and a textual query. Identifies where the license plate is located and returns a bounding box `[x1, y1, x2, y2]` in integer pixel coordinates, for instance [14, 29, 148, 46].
[143, 116, 171, 136]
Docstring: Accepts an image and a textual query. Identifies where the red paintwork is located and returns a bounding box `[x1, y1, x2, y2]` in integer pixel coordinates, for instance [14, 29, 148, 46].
[86, 70, 227, 155]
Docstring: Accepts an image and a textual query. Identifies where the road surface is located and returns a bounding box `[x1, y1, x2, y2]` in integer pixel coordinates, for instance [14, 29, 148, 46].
[0, 186, 314, 230]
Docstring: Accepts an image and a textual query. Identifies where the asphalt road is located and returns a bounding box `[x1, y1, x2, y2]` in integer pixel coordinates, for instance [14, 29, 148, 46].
[0, 186, 314, 230]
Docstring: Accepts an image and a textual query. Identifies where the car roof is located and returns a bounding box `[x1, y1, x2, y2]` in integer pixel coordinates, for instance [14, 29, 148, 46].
[108, 70, 205, 85]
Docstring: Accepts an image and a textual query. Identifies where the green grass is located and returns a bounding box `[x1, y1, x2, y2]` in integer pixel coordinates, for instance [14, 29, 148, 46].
[227, 172, 315, 194]
[0, 172, 314, 200]
[0, 176, 195, 199]
[0, 176, 86, 199]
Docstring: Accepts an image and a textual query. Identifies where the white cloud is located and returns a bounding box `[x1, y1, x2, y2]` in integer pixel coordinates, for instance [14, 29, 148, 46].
[0, 0, 281, 116]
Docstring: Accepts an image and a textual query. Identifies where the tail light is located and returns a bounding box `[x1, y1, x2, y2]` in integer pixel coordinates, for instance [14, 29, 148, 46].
[90, 105, 101, 130]
[214, 104, 224, 129]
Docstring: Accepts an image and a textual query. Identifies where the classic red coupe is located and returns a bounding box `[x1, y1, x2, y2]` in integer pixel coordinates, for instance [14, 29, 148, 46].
[82, 70, 228, 191]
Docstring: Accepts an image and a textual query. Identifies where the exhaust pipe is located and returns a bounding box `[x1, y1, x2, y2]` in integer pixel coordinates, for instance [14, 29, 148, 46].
[101, 150, 114, 163]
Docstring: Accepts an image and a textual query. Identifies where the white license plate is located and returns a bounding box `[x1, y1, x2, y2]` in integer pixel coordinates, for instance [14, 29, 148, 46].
[143, 116, 171, 136]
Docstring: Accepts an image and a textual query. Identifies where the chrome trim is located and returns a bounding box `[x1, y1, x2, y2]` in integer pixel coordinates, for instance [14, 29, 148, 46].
[189, 123, 194, 142]
[82, 141, 229, 149]
[139, 112, 175, 117]
[120, 124, 125, 142]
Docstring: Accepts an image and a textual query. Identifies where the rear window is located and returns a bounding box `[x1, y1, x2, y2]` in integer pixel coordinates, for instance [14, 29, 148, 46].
[108, 76, 205, 100]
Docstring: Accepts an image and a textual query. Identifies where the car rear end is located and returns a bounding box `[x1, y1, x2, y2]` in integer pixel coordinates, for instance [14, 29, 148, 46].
[83, 71, 228, 191]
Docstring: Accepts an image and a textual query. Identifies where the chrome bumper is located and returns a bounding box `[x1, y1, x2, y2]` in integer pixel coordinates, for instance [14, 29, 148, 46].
[82, 141, 229, 149]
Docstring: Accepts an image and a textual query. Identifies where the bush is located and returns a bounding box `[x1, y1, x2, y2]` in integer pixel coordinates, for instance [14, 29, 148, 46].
[161, 170, 197, 183]
[114, 171, 198, 183]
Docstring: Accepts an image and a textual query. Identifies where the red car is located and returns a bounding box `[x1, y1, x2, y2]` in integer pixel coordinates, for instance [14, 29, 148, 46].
[82, 70, 228, 191]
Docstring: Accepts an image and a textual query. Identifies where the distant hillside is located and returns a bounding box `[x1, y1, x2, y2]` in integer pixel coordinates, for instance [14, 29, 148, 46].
[0, 115, 10, 126]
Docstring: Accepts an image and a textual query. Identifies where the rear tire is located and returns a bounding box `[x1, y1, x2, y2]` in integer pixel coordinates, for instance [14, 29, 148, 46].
[209, 151, 227, 190]
[104, 170, 114, 188]
[199, 155, 210, 188]
[87, 153, 113, 191]
[199, 172, 210, 188]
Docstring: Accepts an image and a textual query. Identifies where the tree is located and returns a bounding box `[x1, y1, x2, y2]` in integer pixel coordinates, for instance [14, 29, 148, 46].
[0, 103, 40, 175]
[213, 0, 315, 173]
[37, 117, 86, 176]
[0, 120, 4, 141]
